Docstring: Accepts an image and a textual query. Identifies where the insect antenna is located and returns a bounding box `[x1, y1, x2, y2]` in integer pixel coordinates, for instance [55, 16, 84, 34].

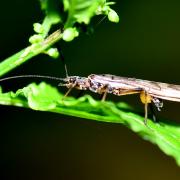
[56, 44, 69, 78]
[0, 45, 71, 84]
[0, 75, 66, 83]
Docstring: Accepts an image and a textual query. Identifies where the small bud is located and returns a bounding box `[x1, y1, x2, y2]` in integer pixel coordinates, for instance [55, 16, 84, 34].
[62, 28, 79, 42]
[29, 34, 44, 44]
[33, 23, 44, 34]
[46, 48, 59, 58]
[108, 9, 119, 23]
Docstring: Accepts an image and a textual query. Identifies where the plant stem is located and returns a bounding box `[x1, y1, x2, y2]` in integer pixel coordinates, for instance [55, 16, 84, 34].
[0, 29, 62, 77]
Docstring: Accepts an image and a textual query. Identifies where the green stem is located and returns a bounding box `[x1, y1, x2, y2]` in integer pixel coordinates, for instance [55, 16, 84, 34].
[0, 29, 62, 77]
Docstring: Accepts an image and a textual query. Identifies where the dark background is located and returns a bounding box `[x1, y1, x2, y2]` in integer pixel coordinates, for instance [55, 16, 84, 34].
[1, 0, 180, 179]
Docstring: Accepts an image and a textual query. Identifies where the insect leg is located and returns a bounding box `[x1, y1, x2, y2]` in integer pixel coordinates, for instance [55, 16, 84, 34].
[99, 84, 109, 101]
[117, 89, 150, 125]
[61, 85, 74, 101]
[101, 91, 108, 101]
[61, 83, 77, 100]
[64, 86, 74, 97]
[140, 91, 152, 125]
[144, 101, 148, 125]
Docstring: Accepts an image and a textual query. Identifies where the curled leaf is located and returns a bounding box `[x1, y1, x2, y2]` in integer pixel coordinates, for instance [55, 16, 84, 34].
[0, 82, 180, 166]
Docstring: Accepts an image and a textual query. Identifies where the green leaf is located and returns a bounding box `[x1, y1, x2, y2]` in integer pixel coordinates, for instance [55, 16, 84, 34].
[0, 82, 180, 166]
[64, 0, 103, 28]
[38, 0, 120, 31]
[63, 0, 120, 28]
[62, 0, 120, 41]
[16, 82, 63, 110]
[39, 0, 62, 25]
[38, 0, 62, 36]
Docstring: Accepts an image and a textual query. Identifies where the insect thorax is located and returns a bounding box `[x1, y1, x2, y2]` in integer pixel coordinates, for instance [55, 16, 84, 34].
[67, 76, 89, 90]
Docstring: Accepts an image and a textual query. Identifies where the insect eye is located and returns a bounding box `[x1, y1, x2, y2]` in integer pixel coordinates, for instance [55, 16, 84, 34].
[69, 77, 76, 83]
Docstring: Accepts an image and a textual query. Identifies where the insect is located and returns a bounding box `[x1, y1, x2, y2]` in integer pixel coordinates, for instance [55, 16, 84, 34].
[0, 73, 180, 125]
[60, 74, 180, 125]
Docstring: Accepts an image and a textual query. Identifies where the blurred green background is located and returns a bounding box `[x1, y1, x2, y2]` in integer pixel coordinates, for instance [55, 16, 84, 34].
[1, 0, 180, 179]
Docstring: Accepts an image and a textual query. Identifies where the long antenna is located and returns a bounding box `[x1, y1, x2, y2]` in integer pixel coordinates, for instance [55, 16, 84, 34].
[56, 44, 69, 78]
[55, 16, 107, 79]
[0, 75, 66, 83]
[60, 50, 69, 78]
